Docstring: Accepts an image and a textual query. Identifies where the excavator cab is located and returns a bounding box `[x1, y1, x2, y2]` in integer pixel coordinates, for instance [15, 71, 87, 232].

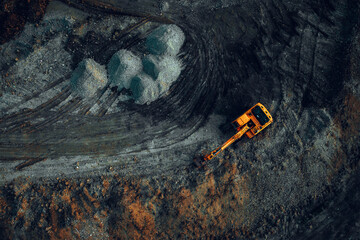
[232, 103, 273, 138]
[194, 103, 273, 168]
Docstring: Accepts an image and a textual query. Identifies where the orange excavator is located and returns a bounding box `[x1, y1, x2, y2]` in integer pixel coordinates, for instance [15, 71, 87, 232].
[194, 103, 273, 168]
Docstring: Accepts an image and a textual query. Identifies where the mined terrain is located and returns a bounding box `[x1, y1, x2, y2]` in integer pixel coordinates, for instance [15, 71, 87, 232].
[0, 0, 359, 239]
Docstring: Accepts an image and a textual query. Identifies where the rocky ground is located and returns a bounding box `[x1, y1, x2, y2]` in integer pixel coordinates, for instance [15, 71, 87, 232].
[0, 0, 359, 239]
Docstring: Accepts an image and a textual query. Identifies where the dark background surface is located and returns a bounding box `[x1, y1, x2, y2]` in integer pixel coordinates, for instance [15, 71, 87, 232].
[0, 0, 359, 239]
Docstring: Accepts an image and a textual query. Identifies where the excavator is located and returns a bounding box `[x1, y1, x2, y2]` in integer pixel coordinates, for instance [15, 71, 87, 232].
[194, 103, 273, 168]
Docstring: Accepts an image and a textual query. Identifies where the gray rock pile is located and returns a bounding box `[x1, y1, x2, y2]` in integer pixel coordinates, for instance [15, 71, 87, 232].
[131, 24, 184, 104]
[146, 24, 185, 56]
[108, 50, 142, 90]
[70, 58, 108, 98]
[70, 24, 185, 104]
[130, 73, 160, 104]
[142, 55, 182, 93]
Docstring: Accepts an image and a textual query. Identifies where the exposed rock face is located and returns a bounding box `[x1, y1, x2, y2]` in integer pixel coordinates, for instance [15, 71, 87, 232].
[146, 24, 185, 56]
[70, 58, 108, 98]
[108, 49, 142, 90]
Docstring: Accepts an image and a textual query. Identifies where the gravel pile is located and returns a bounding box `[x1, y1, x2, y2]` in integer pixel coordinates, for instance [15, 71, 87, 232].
[130, 24, 184, 104]
[70, 58, 108, 98]
[146, 24, 185, 56]
[108, 49, 142, 90]
[69, 24, 184, 104]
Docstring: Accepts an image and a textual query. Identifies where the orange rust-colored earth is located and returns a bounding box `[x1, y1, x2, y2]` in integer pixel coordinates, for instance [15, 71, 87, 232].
[0, 161, 255, 239]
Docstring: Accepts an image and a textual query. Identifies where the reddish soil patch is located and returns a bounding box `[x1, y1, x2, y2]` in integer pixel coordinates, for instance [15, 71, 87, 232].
[0, 0, 49, 44]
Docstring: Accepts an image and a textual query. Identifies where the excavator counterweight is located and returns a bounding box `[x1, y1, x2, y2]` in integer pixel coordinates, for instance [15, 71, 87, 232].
[194, 103, 273, 168]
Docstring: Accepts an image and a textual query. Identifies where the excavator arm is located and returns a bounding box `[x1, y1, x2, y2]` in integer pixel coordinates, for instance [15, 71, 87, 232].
[204, 124, 250, 161]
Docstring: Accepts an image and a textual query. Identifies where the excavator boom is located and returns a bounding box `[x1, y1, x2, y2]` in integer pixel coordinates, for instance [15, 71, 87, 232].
[204, 125, 250, 161]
